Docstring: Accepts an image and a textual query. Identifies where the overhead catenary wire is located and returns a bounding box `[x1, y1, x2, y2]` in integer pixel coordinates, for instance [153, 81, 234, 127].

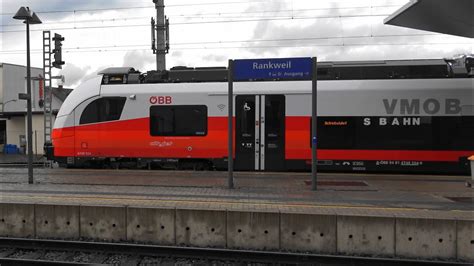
[0, 14, 394, 33]
[0, 0, 407, 16]
[0, 5, 402, 27]
[1, 2, 467, 56]
[170, 4, 401, 16]
[0, 1, 265, 15]
[1, 42, 471, 55]
[0, 33, 459, 54]
[58, 43, 474, 54]
[0, 0, 342, 16]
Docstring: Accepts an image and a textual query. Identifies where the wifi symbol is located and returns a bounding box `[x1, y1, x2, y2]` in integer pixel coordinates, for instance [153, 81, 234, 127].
[217, 104, 226, 111]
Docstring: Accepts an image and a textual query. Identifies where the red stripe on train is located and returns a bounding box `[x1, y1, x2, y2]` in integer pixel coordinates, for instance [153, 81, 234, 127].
[52, 116, 473, 162]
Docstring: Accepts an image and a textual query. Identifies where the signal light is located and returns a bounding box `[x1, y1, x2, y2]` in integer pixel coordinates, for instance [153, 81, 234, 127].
[52, 33, 65, 69]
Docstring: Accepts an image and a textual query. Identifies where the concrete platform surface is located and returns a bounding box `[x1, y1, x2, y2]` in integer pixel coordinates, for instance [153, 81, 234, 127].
[0, 168, 472, 216]
[0, 168, 473, 262]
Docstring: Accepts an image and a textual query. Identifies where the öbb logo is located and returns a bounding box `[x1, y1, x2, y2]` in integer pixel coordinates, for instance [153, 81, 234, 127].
[150, 96, 172, 105]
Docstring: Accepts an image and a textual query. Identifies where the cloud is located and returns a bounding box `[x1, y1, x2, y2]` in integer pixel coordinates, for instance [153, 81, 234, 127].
[248, 1, 286, 39]
[244, 0, 473, 61]
[59, 63, 91, 88]
[122, 50, 155, 72]
[59, 63, 123, 88]
[202, 54, 227, 63]
[171, 51, 183, 58]
[1, 0, 140, 22]
[2, 0, 472, 78]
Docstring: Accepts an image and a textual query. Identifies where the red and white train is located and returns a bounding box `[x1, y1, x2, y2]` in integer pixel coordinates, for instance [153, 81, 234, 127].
[46, 56, 474, 174]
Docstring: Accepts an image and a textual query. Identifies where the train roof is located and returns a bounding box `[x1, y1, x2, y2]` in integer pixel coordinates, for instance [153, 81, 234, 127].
[99, 55, 473, 85]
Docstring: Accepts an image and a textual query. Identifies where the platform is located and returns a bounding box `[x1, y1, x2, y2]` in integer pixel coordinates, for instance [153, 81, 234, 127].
[0, 154, 45, 165]
[0, 168, 472, 263]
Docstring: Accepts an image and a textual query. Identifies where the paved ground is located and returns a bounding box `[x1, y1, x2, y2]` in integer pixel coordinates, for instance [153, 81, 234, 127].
[0, 167, 472, 218]
[0, 154, 45, 164]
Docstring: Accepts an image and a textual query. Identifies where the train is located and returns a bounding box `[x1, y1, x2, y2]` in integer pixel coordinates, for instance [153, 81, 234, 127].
[46, 55, 474, 174]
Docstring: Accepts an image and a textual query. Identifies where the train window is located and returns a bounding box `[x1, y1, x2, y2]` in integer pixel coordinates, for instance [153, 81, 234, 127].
[352, 116, 474, 150]
[80, 97, 126, 125]
[240, 101, 254, 137]
[434, 116, 474, 150]
[265, 97, 284, 138]
[150, 105, 207, 136]
[100, 98, 126, 121]
[314, 117, 355, 149]
[456, 116, 474, 150]
[80, 99, 99, 125]
[355, 116, 432, 150]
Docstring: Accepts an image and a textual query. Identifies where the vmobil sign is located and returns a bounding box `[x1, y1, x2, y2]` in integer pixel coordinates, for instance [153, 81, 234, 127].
[233, 57, 312, 81]
[383, 98, 462, 115]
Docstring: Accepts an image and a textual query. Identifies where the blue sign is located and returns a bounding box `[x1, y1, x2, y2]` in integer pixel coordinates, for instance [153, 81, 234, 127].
[233, 57, 312, 81]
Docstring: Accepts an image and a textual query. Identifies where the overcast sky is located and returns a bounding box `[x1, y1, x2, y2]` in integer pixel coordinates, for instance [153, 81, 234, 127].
[1, 0, 472, 88]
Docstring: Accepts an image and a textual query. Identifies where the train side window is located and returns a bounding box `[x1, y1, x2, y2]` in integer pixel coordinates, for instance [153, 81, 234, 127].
[457, 116, 474, 150]
[80, 97, 126, 125]
[265, 97, 284, 137]
[100, 98, 126, 122]
[80, 99, 100, 125]
[356, 116, 432, 150]
[240, 101, 254, 137]
[150, 105, 207, 136]
[436, 116, 474, 150]
[310, 118, 355, 149]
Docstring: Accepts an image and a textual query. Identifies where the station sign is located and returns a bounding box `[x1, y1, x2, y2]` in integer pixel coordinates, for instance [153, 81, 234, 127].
[233, 57, 312, 81]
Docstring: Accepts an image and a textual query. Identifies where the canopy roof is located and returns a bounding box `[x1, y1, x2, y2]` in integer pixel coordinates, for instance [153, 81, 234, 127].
[384, 0, 473, 38]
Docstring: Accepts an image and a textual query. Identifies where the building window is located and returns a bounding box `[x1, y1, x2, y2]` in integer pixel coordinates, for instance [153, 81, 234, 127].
[80, 97, 126, 125]
[150, 105, 207, 136]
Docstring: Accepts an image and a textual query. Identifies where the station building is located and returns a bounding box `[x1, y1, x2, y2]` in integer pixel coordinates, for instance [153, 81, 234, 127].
[0, 63, 71, 155]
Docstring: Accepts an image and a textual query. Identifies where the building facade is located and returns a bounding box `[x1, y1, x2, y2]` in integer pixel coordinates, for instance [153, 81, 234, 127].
[0, 63, 70, 155]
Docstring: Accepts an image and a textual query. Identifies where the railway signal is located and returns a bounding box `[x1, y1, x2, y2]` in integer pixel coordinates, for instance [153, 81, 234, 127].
[52, 33, 65, 69]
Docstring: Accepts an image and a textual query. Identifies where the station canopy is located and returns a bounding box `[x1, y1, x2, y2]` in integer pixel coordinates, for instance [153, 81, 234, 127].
[384, 0, 474, 38]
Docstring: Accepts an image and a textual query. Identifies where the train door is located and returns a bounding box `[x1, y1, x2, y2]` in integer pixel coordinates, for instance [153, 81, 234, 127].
[235, 95, 256, 170]
[263, 95, 285, 171]
[235, 95, 285, 171]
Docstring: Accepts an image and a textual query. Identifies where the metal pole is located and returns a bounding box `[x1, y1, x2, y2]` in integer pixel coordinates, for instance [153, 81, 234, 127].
[311, 57, 318, 191]
[35, 130, 37, 156]
[154, 0, 166, 71]
[151, 17, 156, 53]
[228, 60, 234, 189]
[26, 19, 34, 184]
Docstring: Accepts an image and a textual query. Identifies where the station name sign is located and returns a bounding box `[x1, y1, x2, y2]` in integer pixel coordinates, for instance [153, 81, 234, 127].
[233, 57, 312, 81]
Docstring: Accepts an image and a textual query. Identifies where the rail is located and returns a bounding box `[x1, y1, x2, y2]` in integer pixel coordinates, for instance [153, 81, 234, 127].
[0, 238, 469, 265]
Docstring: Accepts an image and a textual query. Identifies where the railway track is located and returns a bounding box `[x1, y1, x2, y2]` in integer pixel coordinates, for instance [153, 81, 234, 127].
[0, 238, 469, 265]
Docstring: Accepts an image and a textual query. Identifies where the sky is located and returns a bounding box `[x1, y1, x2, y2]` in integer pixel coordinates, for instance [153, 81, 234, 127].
[1, 0, 473, 88]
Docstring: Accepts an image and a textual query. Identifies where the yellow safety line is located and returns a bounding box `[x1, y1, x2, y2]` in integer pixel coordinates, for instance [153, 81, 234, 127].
[2, 193, 468, 214]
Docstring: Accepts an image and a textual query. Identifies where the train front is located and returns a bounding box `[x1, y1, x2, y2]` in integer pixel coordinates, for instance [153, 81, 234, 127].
[45, 74, 103, 164]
